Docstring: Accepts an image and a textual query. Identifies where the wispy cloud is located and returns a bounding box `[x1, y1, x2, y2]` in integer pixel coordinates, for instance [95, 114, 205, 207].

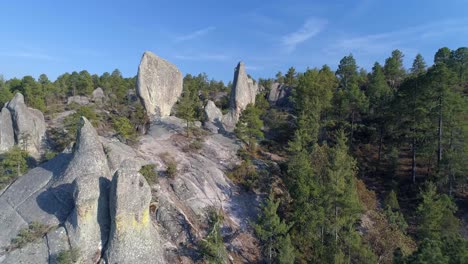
[281, 17, 327, 52]
[328, 18, 468, 56]
[175, 26, 216, 42]
[174, 53, 230, 61]
[0, 51, 57, 61]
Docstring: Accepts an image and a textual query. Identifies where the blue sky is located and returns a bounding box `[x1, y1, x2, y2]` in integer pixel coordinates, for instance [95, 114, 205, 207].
[1, 0, 467, 83]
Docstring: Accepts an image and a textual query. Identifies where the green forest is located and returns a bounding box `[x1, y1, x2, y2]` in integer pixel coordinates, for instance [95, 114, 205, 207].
[0, 47, 467, 264]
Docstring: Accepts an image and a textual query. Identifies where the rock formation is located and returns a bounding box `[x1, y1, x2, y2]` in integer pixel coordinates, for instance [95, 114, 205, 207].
[0, 107, 14, 153]
[268, 82, 293, 107]
[136, 51, 183, 120]
[92, 87, 106, 104]
[105, 164, 163, 263]
[222, 62, 258, 131]
[204, 100, 223, 133]
[2, 93, 46, 157]
[0, 57, 260, 264]
[63, 117, 111, 262]
[67, 95, 89, 106]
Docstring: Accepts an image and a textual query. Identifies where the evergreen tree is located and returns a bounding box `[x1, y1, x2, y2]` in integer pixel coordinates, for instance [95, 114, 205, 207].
[410, 54, 427, 76]
[384, 49, 406, 90]
[234, 104, 264, 152]
[284, 67, 297, 86]
[253, 193, 291, 263]
[277, 234, 295, 264]
[416, 182, 459, 240]
[367, 62, 393, 161]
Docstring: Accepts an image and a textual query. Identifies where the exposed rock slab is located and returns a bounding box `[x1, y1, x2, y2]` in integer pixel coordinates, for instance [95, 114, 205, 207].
[105, 167, 163, 264]
[0, 237, 49, 264]
[5, 93, 46, 158]
[136, 51, 183, 119]
[0, 107, 14, 153]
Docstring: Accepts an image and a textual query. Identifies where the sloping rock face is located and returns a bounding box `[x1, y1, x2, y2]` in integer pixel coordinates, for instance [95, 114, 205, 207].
[4, 93, 46, 157]
[105, 165, 163, 264]
[222, 62, 258, 131]
[136, 51, 183, 120]
[268, 82, 293, 107]
[0, 107, 14, 153]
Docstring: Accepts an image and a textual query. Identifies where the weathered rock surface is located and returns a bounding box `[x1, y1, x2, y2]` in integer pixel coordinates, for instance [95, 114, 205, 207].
[222, 62, 258, 131]
[0, 107, 14, 153]
[64, 165, 110, 263]
[4, 93, 46, 158]
[67, 95, 89, 106]
[92, 87, 106, 104]
[268, 82, 293, 107]
[0, 238, 49, 264]
[204, 100, 223, 133]
[136, 51, 183, 119]
[57, 117, 111, 186]
[105, 166, 163, 264]
[204, 100, 222, 122]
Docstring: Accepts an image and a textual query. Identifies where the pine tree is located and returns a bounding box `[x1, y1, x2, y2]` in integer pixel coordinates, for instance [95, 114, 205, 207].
[410, 54, 427, 76]
[384, 49, 406, 90]
[416, 182, 459, 240]
[367, 62, 393, 162]
[253, 193, 291, 263]
[234, 104, 264, 152]
[277, 234, 295, 264]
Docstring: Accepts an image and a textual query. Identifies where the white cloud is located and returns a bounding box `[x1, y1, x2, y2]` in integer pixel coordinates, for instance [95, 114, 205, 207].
[281, 17, 327, 52]
[175, 26, 216, 42]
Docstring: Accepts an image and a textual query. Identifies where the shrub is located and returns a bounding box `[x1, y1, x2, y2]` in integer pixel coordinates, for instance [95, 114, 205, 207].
[140, 164, 158, 185]
[8, 222, 52, 251]
[56, 248, 80, 264]
[166, 161, 178, 178]
[112, 116, 136, 141]
[183, 139, 204, 153]
[159, 152, 178, 178]
[227, 160, 258, 190]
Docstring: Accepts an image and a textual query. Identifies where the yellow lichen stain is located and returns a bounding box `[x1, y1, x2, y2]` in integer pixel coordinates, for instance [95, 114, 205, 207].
[115, 210, 150, 233]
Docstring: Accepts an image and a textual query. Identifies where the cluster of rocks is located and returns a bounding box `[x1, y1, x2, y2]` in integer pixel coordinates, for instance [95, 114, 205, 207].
[66, 87, 107, 106]
[0, 93, 46, 158]
[135, 51, 259, 133]
[0, 117, 162, 263]
[0, 51, 261, 263]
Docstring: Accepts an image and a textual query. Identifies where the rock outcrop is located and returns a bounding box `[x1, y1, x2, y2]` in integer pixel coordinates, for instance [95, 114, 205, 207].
[204, 100, 223, 133]
[92, 87, 106, 104]
[205, 100, 222, 122]
[0, 107, 14, 153]
[67, 95, 89, 106]
[136, 51, 183, 120]
[105, 165, 163, 263]
[268, 82, 293, 107]
[62, 117, 111, 262]
[222, 62, 258, 131]
[4, 93, 46, 157]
